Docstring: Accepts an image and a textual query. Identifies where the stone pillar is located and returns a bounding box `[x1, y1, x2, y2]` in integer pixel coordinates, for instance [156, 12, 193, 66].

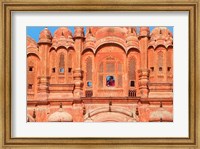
[37, 27, 52, 100]
[138, 27, 150, 98]
[73, 27, 84, 98]
[138, 69, 150, 98]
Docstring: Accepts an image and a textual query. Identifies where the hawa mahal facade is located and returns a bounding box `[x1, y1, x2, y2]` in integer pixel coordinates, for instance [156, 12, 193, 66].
[27, 27, 173, 122]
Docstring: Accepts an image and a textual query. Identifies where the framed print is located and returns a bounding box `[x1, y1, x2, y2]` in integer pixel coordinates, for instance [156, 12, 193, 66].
[0, 0, 200, 148]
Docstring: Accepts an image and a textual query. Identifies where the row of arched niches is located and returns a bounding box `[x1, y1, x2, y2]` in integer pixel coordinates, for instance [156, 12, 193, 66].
[27, 26, 173, 99]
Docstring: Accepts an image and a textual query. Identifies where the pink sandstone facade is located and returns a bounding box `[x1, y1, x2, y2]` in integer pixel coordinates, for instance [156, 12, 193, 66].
[27, 27, 173, 122]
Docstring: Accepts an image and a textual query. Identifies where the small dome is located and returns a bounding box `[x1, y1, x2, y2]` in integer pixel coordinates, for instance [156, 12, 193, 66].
[151, 27, 161, 35]
[150, 27, 172, 38]
[85, 30, 96, 42]
[148, 27, 173, 48]
[58, 33, 67, 42]
[27, 36, 37, 48]
[127, 27, 137, 36]
[48, 108, 73, 122]
[53, 27, 73, 39]
[139, 27, 150, 37]
[88, 27, 100, 36]
[126, 35, 138, 42]
[95, 27, 128, 40]
[149, 108, 173, 122]
[67, 35, 74, 43]
[38, 27, 52, 43]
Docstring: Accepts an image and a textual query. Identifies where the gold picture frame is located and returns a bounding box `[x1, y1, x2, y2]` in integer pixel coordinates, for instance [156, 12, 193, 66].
[0, 0, 199, 148]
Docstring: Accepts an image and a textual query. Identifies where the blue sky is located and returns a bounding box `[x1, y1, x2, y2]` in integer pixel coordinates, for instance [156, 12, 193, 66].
[27, 26, 173, 42]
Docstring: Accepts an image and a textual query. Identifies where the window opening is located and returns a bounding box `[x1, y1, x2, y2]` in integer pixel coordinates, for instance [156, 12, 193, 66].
[106, 76, 115, 87]
[150, 67, 154, 72]
[52, 68, 56, 73]
[87, 81, 92, 87]
[59, 53, 65, 74]
[29, 67, 33, 71]
[85, 90, 93, 97]
[130, 81, 135, 87]
[167, 67, 171, 71]
[28, 84, 33, 89]
[68, 68, 72, 73]
[60, 68, 64, 73]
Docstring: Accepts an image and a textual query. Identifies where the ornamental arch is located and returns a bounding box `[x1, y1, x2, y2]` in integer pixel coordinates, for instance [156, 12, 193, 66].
[93, 44, 127, 97]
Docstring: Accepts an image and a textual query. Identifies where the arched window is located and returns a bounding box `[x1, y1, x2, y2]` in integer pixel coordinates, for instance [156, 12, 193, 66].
[129, 57, 136, 87]
[167, 49, 173, 72]
[98, 57, 123, 88]
[117, 62, 123, 88]
[28, 60, 34, 72]
[50, 50, 56, 73]
[98, 62, 103, 88]
[68, 53, 72, 74]
[59, 53, 65, 74]
[128, 57, 137, 97]
[148, 48, 154, 72]
[99, 62, 103, 73]
[86, 57, 92, 87]
[158, 51, 163, 72]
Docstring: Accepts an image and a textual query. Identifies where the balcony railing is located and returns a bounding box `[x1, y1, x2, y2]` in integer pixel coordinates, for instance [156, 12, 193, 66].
[128, 90, 136, 97]
[85, 90, 93, 97]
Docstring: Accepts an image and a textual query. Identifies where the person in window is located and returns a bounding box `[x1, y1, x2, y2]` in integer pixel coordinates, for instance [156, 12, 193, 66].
[106, 76, 115, 87]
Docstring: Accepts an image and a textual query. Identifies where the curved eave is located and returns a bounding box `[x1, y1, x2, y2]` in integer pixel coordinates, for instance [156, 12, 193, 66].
[82, 42, 96, 54]
[50, 43, 74, 51]
[127, 45, 140, 53]
[82, 47, 95, 55]
[27, 36, 37, 47]
[95, 37, 127, 54]
[56, 45, 68, 50]
[67, 43, 75, 50]
[50, 46, 57, 51]
[27, 50, 40, 60]
[148, 42, 173, 49]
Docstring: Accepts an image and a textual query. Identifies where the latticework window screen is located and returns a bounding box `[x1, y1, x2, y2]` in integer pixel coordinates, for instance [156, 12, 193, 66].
[98, 57, 124, 88]
[98, 74, 103, 88]
[86, 57, 92, 80]
[118, 74, 122, 87]
[129, 57, 136, 80]
[99, 62, 103, 73]
[158, 51, 163, 68]
[106, 62, 115, 72]
[68, 53, 72, 69]
[51, 51, 56, 69]
[118, 62, 122, 72]
[59, 53, 65, 68]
